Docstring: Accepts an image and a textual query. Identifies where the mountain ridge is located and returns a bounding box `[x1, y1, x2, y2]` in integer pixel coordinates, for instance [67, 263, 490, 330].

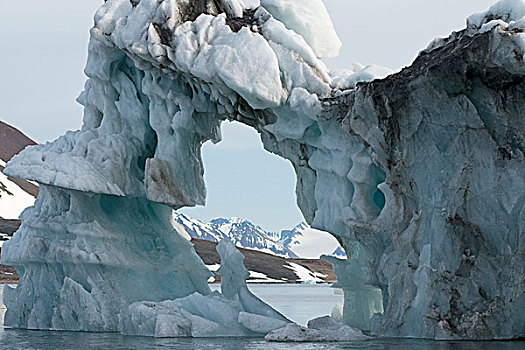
[175, 213, 346, 259]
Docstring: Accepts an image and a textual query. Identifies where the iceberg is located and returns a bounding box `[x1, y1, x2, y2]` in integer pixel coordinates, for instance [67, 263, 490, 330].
[2, 0, 524, 340]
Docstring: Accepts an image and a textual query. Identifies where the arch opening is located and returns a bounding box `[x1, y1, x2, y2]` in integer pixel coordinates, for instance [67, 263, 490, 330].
[176, 120, 345, 262]
[180, 120, 304, 233]
[172, 119, 385, 330]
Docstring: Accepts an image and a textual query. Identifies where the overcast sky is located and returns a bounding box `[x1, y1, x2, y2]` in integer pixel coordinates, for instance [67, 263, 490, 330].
[0, 0, 496, 231]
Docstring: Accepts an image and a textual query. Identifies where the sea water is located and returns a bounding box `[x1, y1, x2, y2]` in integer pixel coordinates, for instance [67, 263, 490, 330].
[0, 284, 523, 349]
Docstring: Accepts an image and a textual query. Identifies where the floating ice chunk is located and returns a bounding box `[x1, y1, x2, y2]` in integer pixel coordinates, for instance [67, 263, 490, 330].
[265, 324, 314, 342]
[120, 240, 289, 337]
[178, 291, 243, 331]
[189, 314, 224, 337]
[308, 315, 370, 341]
[260, 0, 341, 58]
[238, 311, 289, 333]
[123, 294, 248, 337]
[467, 0, 525, 29]
[4, 0, 524, 341]
[216, 239, 250, 298]
[265, 319, 370, 342]
[155, 313, 193, 337]
[307, 315, 347, 330]
[121, 300, 192, 337]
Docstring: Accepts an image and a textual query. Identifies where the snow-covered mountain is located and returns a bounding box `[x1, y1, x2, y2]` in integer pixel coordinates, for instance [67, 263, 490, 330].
[174, 213, 346, 259]
[277, 222, 346, 259]
[174, 213, 298, 258]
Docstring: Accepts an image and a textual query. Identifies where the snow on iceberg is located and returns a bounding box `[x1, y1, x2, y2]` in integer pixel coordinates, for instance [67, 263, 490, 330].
[467, 0, 525, 29]
[260, 0, 342, 58]
[330, 65, 394, 91]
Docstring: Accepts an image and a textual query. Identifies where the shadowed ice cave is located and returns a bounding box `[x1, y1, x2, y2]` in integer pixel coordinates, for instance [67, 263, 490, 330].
[1, 0, 524, 341]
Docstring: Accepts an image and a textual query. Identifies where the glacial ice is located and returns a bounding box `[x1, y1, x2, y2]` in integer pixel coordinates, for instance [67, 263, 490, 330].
[265, 316, 369, 342]
[2, 0, 524, 341]
[323, 246, 384, 331]
[121, 239, 290, 337]
[2, 186, 212, 331]
[260, 0, 342, 58]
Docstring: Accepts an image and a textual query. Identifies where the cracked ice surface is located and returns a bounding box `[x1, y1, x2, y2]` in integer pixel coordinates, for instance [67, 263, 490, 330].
[2, 0, 525, 340]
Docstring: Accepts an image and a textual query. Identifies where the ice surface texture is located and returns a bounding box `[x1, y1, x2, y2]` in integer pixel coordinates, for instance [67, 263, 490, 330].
[2, 185, 212, 331]
[2, 0, 524, 340]
[120, 240, 289, 337]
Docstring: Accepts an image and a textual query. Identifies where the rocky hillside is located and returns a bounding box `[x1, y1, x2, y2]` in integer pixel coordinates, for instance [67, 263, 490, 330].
[0, 121, 36, 163]
[192, 238, 336, 283]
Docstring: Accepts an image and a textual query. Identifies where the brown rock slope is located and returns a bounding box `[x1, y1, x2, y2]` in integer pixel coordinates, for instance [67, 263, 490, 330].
[0, 121, 36, 163]
[192, 238, 336, 283]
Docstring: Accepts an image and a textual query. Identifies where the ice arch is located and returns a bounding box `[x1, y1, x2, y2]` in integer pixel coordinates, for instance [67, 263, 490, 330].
[179, 120, 304, 232]
[2, 0, 524, 340]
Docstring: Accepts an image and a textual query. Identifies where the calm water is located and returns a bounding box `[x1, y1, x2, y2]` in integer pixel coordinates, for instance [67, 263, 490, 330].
[0, 284, 523, 350]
